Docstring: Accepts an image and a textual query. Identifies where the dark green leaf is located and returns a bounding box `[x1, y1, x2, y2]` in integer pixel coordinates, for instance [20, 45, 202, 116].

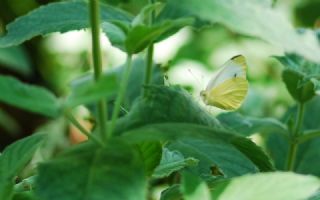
[217, 112, 288, 137]
[131, 2, 163, 26]
[0, 109, 21, 137]
[13, 191, 38, 200]
[282, 69, 315, 102]
[266, 97, 320, 175]
[103, 19, 192, 54]
[0, 46, 31, 76]
[0, 75, 60, 117]
[181, 171, 211, 200]
[153, 148, 198, 178]
[0, 1, 132, 47]
[36, 141, 147, 200]
[160, 185, 181, 200]
[137, 141, 162, 176]
[114, 85, 221, 135]
[211, 172, 320, 200]
[123, 123, 273, 177]
[169, 0, 320, 63]
[0, 134, 45, 200]
[64, 74, 118, 108]
[275, 54, 320, 102]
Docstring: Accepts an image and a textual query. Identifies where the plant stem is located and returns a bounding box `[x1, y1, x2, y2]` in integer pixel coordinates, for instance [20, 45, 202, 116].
[143, 0, 156, 96]
[109, 54, 133, 135]
[65, 111, 104, 147]
[297, 129, 320, 144]
[285, 102, 305, 171]
[89, 0, 108, 141]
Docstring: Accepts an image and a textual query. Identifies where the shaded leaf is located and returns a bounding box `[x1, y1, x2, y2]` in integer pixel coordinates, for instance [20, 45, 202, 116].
[211, 172, 320, 200]
[0, 1, 132, 47]
[36, 141, 147, 200]
[114, 85, 221, 135]
[266, 97, 320, 175]
[153, 148, 198, 178]
[0, 46, 31, 76]
[217, 112, 288, 137]
[181, 171, 211, 200]
[64, 74, 118, 108]
[160, 185, 181, 200]
[0, 134, 45, 200]
[123, 123, 273, 178]
[0, 75, 60, 117]
[137, 142, 162, 176]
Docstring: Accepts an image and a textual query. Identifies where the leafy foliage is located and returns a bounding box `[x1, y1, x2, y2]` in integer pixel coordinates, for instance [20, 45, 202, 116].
[0, 0, 319, 199]
[0, 134, 45, 199]
[167, 0, 320, 63]
[211, 172, 320, 200]
[0, 1, 132, 47]
[36, 141, 147, 200]
[0, 75, 60, 117]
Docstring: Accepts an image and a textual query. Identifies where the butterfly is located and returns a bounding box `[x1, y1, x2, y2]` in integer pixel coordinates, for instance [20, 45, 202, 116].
[200, 55, 249, 110]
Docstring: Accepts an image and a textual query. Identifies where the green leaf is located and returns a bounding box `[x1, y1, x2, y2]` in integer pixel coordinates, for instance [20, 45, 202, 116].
[36, 141, 147, 200]
[211, 172, 320, 200]
[160, 185, 181, 200]
[123, 123, 273, 177]
[181, 171, 211, 200]
[0, 109, 21, 137]
[13, 191, 38, 200]
[169, 0, 320, 63]
[64, 73, 118, 108]
[0, 46, 31, 76]
[131, 2, 163, 26]
[103, 19, 192, 54]
[114, 85, 221, 135]
[0, 75, 60, 117]
[153, 148, 198, 178]
[282, 69, 315, 103]
[275, 54, 320, 102]
[0, 134, 45, 200]
[72, 57, 163, 111]
[266, 97, 320, 175]
[0, 1, 132, 47]
[217, 112, 288, 137]
[137, 141, 162, 176]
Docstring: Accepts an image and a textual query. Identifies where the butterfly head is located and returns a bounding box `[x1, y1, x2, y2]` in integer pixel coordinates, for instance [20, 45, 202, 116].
[200, 90, 208, 103]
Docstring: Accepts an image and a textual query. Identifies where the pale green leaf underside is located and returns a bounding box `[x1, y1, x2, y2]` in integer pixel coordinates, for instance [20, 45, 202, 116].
[215, 172, 320, 200]
[172, 0, 320, 63]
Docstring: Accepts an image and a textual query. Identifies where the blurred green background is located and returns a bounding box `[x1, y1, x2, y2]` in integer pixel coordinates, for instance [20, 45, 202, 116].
[0, 0, 319, 151]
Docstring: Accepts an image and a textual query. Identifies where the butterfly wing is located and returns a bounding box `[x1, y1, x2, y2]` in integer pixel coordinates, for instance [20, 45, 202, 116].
[205, 77, 248, 110]
[202, 55, 248, 110]
[206, 55, 246, 90]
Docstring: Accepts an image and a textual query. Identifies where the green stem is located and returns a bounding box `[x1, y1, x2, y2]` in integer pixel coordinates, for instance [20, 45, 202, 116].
[109, 54, 133, 135]
[297, 129, 320, 144]
[143, 0, 156, 96]
[89, 0, 108, 141]
[65, 111, 104, 147]
[285, 102, 305, 171]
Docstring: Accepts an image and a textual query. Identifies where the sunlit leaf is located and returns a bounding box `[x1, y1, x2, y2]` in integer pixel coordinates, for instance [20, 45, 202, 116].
[169, 0, 320, 63]
[211, 172, 320, 200]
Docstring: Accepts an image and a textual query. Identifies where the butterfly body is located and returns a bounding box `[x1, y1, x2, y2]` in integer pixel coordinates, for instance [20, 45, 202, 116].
[200, 55, 249, 110]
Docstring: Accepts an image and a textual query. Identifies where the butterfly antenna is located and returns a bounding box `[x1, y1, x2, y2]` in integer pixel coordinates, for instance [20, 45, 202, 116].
[187, 68, 203, 86]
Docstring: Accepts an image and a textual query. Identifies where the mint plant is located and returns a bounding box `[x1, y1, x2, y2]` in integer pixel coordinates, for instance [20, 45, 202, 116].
[0, 0, 320, 200]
